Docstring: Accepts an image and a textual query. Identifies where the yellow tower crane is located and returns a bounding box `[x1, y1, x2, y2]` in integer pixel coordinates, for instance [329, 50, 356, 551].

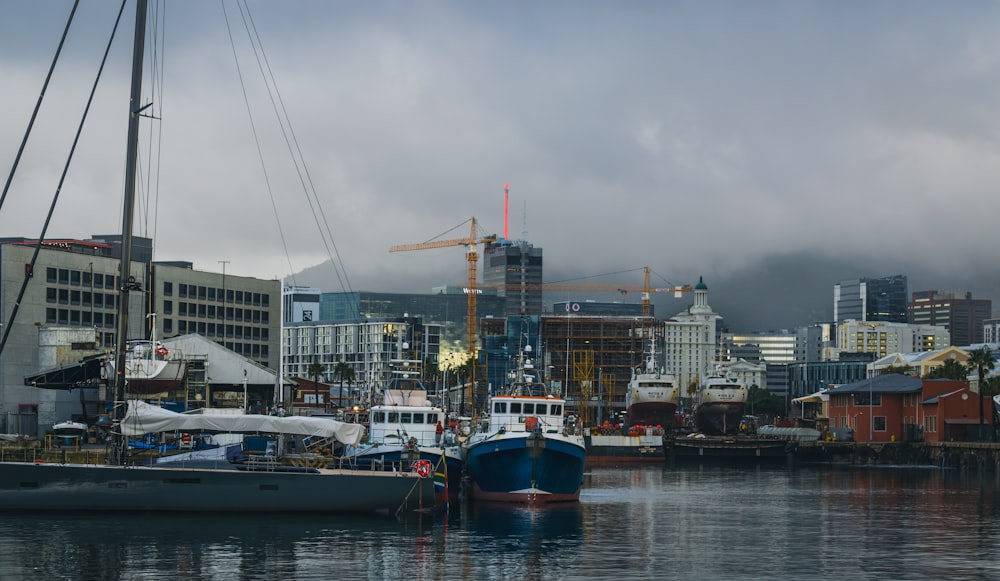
[389, 217, 497, 412]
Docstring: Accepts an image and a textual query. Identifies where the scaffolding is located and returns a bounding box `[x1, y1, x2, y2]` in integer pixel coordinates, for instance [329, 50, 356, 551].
[541, 314, 661, 425]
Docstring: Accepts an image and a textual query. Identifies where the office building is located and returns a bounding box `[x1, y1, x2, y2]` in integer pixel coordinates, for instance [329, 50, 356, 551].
[908, 290, 992, 346]
[836, 320, 950, 358]
[283, 286, 321, 323]
[834, 275, 908, 325]
[320, 289, 505, 354]
[483, 239, 543, 317]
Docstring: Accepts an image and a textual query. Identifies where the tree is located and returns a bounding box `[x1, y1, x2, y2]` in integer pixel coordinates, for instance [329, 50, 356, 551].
[882, 364, 915, 376]
[307, 361, 324, 410]
[967, 347, 996, 438]
[746, 385, 784, 418]
[333, 361, 354, 408]
[924, 359, 969, 380]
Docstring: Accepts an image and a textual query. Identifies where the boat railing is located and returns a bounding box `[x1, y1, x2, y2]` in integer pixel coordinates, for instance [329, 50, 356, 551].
[0, 443, 106, 466]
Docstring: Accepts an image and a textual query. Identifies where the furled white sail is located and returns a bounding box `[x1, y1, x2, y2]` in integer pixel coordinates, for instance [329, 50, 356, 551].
[121, 400, 364, 445]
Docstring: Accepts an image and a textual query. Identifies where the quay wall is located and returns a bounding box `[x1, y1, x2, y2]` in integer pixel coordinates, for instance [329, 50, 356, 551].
[796, 440, 1000, 471]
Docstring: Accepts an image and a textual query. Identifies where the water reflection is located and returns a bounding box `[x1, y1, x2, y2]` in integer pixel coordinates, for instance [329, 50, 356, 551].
[0, 466, 998, 580]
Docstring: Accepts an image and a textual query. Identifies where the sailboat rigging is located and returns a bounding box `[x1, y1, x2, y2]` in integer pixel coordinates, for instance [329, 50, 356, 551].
[0, 0, 432, 514]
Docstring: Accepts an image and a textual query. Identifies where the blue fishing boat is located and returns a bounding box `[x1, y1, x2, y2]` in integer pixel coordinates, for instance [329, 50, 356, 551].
[464, 344, 586, 503]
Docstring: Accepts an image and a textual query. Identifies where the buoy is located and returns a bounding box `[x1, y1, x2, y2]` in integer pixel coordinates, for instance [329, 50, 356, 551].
[414, 460, 432, 478]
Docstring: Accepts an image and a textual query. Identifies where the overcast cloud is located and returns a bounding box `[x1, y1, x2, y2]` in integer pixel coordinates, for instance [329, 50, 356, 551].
[2, 1, 999, 331]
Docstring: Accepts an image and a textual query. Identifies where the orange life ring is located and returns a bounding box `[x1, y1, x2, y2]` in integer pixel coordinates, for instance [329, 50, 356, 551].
[524, 416, 538, 432]
[155, 345, 169, 357]
[414, 460, 432, 478]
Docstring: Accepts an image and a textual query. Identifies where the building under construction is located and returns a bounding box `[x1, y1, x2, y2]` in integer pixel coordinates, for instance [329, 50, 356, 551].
[479, 312, 661, 427]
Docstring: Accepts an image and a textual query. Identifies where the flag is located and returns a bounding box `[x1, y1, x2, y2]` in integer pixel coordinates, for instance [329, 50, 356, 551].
[433, 454, 449, 511]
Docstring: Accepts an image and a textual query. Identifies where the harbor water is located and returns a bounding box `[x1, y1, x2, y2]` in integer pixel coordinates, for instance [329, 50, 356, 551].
[2, 464, 999, 580]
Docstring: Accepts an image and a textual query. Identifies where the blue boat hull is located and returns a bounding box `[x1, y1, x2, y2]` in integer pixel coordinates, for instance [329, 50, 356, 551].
[465, 434, 585, 503]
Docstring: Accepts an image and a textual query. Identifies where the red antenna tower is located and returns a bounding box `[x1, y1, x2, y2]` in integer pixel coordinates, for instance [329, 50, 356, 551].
[503, 183, 509, 240]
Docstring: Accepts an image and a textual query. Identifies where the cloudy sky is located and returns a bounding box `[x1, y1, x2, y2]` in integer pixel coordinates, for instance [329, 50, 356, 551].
[2, 1, 999, 330]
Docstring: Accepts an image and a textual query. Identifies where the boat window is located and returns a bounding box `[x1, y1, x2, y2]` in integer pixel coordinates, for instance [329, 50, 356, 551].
[494, 402, 506, 414]
[373, 411, 384, 423]
[510, 403, 521, 414]
[534, 404, 546, 415]
[522, 403, 534, 414]
[400, 412, 412, 424]
[388, 412, 399, 423]
[551, 405, 562, 416]
[412, 413, 424, 424]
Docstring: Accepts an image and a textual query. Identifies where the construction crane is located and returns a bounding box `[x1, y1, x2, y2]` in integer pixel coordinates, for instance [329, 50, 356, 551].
[489, 266, 691, 319]
[389, 215, 497, 361]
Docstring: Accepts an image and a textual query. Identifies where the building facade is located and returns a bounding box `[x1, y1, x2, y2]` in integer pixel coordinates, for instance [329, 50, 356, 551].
[282, 316, 442, 408]
[482, 239, 543, 317]
[319, 289, 505, 354]
[908, 290, 992, 347]
[0, 241, 148, 423]
[151, 262, 280, 370]
[834, 275, 909, 325]
[836, 320, 950, 359]
[283, 286, 321, 324]
[663, 277, 721, 393]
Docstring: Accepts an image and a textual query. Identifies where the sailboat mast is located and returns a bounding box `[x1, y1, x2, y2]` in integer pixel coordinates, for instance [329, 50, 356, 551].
[110, 0, 148, 465]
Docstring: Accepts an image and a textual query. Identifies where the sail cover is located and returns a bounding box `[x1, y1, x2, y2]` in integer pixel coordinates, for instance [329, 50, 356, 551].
[122, 401, 365, 446]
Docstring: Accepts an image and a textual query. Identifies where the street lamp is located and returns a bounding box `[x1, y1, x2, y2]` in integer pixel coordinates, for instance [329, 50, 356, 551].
[869, 374, 874, 443]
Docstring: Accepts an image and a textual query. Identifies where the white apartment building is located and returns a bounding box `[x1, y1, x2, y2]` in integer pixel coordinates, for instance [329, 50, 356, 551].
[663, 277, 720, 392]
[836, 320, 950, 358]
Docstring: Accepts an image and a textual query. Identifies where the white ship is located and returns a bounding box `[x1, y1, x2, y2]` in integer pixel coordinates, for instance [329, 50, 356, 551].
[693, 369, 748, 435]
[624, 342, 680, 429]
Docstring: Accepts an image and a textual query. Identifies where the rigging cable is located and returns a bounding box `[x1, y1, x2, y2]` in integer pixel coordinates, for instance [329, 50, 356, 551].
[0, 0, 80, 214]
[0, 1, 130, 357]
[232, 0, 361, 315]
[218, 1, 299, 284]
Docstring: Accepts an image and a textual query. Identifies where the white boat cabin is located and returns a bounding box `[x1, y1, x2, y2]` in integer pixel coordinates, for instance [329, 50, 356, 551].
[368, 388, 445, 447]
[488, 395, 565, 435]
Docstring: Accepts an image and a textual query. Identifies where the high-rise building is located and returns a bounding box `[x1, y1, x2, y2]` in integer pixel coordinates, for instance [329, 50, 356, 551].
[908, 290, 992, 347]
[483, 239, 543, 317]
[834, 275, 908, 324]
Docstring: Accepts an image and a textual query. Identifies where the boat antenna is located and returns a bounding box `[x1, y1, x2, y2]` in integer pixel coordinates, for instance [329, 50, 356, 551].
[110, 0, 149, 467]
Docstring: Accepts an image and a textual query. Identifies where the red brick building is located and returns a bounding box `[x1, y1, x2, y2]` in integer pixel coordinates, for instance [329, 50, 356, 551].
[826, 374, 983, 443]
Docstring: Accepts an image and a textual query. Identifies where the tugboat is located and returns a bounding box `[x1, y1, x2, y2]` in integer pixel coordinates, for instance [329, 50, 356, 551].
[464, 343, 586, 503]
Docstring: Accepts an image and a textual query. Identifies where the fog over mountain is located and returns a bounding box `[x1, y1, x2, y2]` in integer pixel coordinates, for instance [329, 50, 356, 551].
[291, 250, 1000, 333]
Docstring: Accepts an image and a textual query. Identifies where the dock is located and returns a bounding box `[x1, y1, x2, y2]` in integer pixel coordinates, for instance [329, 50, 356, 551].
[664, 435, 792, 464]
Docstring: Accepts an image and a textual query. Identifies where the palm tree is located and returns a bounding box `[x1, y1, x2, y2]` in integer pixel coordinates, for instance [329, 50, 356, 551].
[333, 361, 354, 408]
[307, 360, 324, 410]
[966, 346, 996, 440]
[925, 359, 969, 380]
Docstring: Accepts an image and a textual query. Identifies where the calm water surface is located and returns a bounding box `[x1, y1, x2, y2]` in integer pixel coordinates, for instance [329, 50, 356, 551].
[1, 464, 998, 580]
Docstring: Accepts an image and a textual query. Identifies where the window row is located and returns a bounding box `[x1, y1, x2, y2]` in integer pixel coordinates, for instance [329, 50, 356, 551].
[370, 410, 442, 425]
[167, 319, 269, 342]
[163, 282, 269, 307]
[492, 401, 563, 417]
[165, 301, 269, 324]
[45, 268, 120, 289]
[46, 288, 117, 309]
[46, 308, 116, 328]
